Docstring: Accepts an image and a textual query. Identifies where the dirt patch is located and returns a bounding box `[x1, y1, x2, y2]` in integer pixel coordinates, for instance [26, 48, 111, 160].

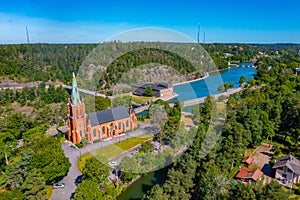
[252, 143, 273, 169]
[11, 102, 34, 116]
[251, 142, 274, 185]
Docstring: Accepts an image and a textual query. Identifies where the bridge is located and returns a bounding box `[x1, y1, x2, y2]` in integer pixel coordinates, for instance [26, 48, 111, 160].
[0, 81, 109, 99]
[134, 105, 149, 114]
[62, 85, 109, 98]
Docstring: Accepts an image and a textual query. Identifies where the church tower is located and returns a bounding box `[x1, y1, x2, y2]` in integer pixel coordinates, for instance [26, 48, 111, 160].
[67, 71, 87, 144]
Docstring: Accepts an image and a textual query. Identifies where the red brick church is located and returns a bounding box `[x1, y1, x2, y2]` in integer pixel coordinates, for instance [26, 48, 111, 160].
[67, 72, 138, 144]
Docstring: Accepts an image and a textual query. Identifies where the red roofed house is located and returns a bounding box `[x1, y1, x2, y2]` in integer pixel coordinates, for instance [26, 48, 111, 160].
[235, 168, 263, 184]
[242, 156, 254, 168]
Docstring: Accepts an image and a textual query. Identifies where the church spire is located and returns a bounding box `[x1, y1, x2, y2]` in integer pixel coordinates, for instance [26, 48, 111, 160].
[71, 70, 81, 105]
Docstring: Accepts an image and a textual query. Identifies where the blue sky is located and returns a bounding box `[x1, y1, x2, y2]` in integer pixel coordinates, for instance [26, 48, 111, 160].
[1, 0, 300, 43]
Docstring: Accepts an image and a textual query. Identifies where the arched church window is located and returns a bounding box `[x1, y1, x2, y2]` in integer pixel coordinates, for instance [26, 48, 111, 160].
[110, 123, 114, 132]
[118, 122, 121, 130]
[76, 110, 79, 116]
[102, 127, 105, 135]
[93, 129, 96, 138]
[126, 120, 129, 128]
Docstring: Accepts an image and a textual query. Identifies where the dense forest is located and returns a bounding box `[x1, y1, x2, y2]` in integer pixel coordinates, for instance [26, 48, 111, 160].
[143, 46, 300, 199]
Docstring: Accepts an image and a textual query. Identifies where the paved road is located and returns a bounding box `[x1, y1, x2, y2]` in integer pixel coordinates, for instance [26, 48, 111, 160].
[50, 122, 151, 200]
[181, 87, 243, 107]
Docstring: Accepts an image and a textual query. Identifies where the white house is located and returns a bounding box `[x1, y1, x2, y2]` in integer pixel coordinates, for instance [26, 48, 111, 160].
[273, 155, 300, 185]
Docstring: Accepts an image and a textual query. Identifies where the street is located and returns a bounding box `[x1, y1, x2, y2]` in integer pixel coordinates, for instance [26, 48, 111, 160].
[50, 122, 151, 200]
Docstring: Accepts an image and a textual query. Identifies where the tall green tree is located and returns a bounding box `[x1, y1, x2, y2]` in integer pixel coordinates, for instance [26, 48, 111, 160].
[145, 86, 154, 97]
[21, 169, 47, 200]
[74, 180, 104, 200]
[3, 150, 34, 189]
[82, 157, 110, 183]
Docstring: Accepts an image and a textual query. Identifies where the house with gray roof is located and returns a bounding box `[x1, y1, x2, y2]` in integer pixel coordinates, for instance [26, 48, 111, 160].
[273, 155, 300, 185]
[132, 82, 173, 97]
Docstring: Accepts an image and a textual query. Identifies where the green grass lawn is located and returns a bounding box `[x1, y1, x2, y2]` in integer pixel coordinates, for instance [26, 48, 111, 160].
[78, 152, 92, 172]
[78, 134, 153, 172]
[245, 148, 256, 157]
[229, 165, 240, 178]
[132, 95, 154, 104]
[46, 186, 53, 200]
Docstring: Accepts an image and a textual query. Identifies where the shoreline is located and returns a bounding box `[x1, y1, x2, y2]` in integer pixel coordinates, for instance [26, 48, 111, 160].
[173, 66, 256, 86]
[173, 67, 230, 86]
[173, 72, 209, 86]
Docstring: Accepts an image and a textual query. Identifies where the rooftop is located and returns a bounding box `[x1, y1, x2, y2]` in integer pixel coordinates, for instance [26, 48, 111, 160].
[88, 106, 132, 127]
[242, 156, 254, 165]
[132, 82, 171, 91]
[235, 168, 263, 182]
[273, 155, 300, 175]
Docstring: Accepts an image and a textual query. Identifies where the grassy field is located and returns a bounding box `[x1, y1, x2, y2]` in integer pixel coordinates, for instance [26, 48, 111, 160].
[229, 165, 240, 178]
[245, 148, 256, 157]
[132, 95, 154, 104]
[181, 115, 193, 126]
[78, 134, 154, 172]
[216, 101, 226, 114]
[46, 186, 53, 200]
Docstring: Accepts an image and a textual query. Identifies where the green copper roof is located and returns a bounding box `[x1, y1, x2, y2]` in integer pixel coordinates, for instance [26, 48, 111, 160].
[71, 71, 81, 105]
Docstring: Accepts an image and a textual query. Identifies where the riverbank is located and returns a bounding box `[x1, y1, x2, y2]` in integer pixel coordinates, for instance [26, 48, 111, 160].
[117, 167, 169, 200]
[173, 67, 233, 86]
[173, 72, 209, 86]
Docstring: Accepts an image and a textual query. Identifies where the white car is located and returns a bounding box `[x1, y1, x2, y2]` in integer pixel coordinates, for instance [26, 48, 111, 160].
[108, 161, 118, 166]
[53, 183, 65, 189]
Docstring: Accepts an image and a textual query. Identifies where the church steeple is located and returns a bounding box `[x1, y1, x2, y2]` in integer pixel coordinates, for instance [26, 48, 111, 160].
[67, 70, 86, 144]
[71, 71, 81, 105]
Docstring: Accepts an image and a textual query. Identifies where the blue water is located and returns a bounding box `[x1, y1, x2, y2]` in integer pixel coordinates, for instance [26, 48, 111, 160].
[173, 67, 256, 102]
[136, 111, 148, 117]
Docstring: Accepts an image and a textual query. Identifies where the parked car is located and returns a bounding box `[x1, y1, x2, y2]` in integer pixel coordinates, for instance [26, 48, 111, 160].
[108, 161, 118, 167]
[53, 183, 65, 189]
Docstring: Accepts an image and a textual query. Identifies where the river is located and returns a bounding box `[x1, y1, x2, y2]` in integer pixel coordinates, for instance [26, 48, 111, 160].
[117, 67, 256, 199]
[117, 167, 168, 200]
[173, 67, 256, 101]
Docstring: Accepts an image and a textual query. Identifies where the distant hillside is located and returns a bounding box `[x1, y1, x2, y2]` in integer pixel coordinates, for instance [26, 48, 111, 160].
[0, 42, 299, 90]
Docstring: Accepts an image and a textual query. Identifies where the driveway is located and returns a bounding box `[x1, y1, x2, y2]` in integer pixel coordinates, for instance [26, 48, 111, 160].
[50, 122, 151, 200]
[251, 142, 274, 185]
